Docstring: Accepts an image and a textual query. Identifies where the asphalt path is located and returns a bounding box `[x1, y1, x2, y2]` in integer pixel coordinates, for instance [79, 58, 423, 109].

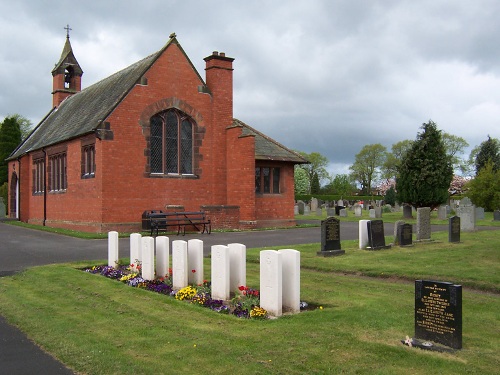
[0, 220, 489, 374]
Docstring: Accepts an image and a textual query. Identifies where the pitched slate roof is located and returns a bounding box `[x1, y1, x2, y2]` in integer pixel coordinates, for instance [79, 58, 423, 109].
[9, 36, 308, 166]
[230, 119, 308, 163]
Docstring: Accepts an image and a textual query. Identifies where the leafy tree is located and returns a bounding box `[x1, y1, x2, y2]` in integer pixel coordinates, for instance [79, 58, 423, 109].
[466, 161, 500, 211]
[310, 172, 321, 194]
[9, 114, 33, 140]
[442, 133, 469, 174]
[349, 143, 387, 194]
[382, 140, 413, 180]
[296, 151, 329, 193]
[384, 186, 397, 206]
[475, 136, 500, 175]
[294, 166, 309, 195]
[396, 120, 453, 209]
[0, 116, 23, 185]
[323, 174, 355, 196]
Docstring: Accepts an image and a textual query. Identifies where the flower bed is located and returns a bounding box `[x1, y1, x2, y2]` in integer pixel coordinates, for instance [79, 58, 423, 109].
[83, 264, 268, 319]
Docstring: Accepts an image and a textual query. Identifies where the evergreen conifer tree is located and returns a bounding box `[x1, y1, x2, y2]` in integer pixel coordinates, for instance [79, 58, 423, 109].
[0, 116, 22, 185]
[396, 121, 453, 209]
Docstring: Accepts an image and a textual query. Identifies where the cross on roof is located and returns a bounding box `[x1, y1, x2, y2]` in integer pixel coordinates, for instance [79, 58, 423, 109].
[64, 24, 72, 38]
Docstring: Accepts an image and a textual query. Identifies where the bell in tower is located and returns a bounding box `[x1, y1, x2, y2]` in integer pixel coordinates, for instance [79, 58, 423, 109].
[51, 25, 83, 107]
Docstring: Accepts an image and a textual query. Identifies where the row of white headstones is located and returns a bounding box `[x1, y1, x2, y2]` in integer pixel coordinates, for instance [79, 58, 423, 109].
[107, 232, 300, 317]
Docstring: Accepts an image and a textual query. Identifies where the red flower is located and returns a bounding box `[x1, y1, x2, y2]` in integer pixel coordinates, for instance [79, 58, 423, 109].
[238, 285, 246, 291]
[191, 269, 196, 273]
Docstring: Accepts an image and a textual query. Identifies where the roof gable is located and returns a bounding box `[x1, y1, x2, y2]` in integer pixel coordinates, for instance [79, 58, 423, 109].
[10, 35, 204, 159]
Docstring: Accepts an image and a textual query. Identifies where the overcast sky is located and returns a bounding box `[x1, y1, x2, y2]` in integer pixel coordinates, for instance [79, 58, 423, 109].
[1, 0, 499, 177]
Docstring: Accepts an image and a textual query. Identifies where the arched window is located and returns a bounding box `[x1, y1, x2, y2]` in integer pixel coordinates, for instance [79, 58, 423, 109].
[150, 109, 193, 175]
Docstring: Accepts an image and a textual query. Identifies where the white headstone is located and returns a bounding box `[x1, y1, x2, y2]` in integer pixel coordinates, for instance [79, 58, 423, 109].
[211, 245, 230, 300]
[339, 209, 347, 217]
[457, 205, 476, 232]
[141, 236, 155, 280]
[359, 220, 369, 249]
[187, 239, 204, 285]
[156, 236, 170, 279]
[260, 250, 283, 317]
[369, 209, 376, 218]
[354, 205, 362, 217]
[172, 240, 188, 289]
[129, 233, 142, 271]
[278, 249, 300, 313]
[311, 197, 318, 212]
[108, 231, 119, 268]
[294, 205, 299, 215]
[228, 243, 246, 293]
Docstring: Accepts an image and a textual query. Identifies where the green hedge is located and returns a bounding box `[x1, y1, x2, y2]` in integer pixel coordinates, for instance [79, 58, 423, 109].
[295, 194, 383, 202]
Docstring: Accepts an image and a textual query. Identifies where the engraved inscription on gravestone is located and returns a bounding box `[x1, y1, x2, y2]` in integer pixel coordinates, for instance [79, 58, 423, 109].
[398, 223, 413, 246]
[367, 220, 389, 249]
[318, 217, 345, 256]
[449, 216, 460, 243]
[415, 280, 462, 349]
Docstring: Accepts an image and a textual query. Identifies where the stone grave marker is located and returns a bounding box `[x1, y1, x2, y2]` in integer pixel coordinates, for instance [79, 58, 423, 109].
[354, 204, 362, 217]
[156, 236, 169, 278]
[367, 220, 389, 249]
[414, 280, 462, 349]
[403, 205, 413, 219]
[141, 236, 155, 280]
[416, 207, 431, 241]
[129, 233, 142, 269]
[318, 217, 344, 256]
[457, 202, 476, 232]
[228, 243, 246, 293]
[297, 201, 305, 215]
[172, 240, 188, 289]
[397, 223, 413, 246]
[311, 197, 318, 212]
[260, 250, 283, 317]
[393, 220, 405, 245]
[359, 220, 370, 249]
[211, 245, 230, 300]
[438, 206, 447, 220]
[278, 249, 300, 313]
[475, 207, 485, 220]
[326, 208, 335, 217]
[304, 205, 310, 216]
[108, 231, 119, 268]
[375, 206, 382, 218]
[187, 239, 204, 285]
[294, 205, 299, 215]
[494, 210, 500, 221]
[448, 216, 460, 243]
[339, 209, 347, 217]
[369, 209, 376, 218]
[335, 205, 344, 216]
[316, 208, 322, 216]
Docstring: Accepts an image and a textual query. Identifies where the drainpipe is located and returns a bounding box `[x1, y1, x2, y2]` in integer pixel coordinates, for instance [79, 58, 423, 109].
[42, 149, 47, 226]
[16, 157, 21, 220]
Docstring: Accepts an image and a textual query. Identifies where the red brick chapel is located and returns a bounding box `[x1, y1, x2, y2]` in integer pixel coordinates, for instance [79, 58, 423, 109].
[7, 32, 307, 233]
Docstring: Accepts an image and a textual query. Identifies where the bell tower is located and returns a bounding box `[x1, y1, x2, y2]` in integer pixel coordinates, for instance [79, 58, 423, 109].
[51, 25, 83, 107]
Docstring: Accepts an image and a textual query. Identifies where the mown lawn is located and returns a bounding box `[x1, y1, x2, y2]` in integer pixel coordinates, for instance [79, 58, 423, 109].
[0, 229, 499, 374]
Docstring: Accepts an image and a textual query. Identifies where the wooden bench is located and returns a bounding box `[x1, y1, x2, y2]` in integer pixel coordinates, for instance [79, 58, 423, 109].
[148, 211, 211, 236]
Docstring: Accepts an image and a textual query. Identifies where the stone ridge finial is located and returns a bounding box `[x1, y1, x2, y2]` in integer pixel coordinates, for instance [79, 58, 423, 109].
[64, 24, 72, 38]
[169, 32, 176, 39]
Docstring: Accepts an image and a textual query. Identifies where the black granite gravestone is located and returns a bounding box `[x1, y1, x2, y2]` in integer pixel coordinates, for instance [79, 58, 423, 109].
[317, 217, 345, 257]
[415, 280, 462, 349]
[367, 220, 390, 249]
[449, 216, 460, 243]
[494, 210, 500, 221]
[398, 223, 413, 246]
